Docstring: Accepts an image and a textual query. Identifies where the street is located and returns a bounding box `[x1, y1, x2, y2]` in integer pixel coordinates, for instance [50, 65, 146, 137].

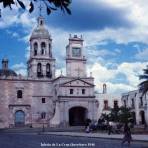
[0, 133, 148, 148]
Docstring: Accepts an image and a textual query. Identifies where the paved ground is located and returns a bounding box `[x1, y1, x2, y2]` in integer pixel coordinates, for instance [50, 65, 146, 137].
[0, 133, 148, 148]
[46, 132, 148, 142]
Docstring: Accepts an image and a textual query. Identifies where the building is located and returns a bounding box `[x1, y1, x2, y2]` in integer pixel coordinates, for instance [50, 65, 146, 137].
[95, 84, 122, 119]
[121, 90, 148, 126]
[0, 16, 98, 128]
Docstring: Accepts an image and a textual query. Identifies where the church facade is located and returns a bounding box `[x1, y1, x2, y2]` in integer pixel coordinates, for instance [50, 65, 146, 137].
[0, 16, 98, 128]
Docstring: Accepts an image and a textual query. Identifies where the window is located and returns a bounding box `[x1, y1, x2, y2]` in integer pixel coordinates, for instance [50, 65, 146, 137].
[49, 44, 51, 56]
[41, 42, 46, 55]
[37, 63, 43, 77]
[70, 89, 73, 94]
[41, 112, 46, 119]
[140, 97, 143, 106]
[40, 20, 43, 25]
[34, 49, 37, 56]
[41, 49, 44, 55]
[34, 42, 38, 56]
[114, 100, 118, 108]
[131, 98, 135, 108]
[82, 89, 85, 94]
[104, 100, 108, 110]
[37, 63, 42, 72]
[46, 63, 52, 78]
[17, 90, 23, 98]
[42, 98, 46, 103]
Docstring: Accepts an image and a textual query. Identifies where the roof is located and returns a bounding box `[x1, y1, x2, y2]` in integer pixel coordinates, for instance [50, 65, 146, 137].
[30, 16, 51, 40]
[0, 69, 17, 77]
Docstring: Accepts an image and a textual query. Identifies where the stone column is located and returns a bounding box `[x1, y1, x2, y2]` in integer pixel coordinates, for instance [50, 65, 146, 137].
[135, 95, 140, 125]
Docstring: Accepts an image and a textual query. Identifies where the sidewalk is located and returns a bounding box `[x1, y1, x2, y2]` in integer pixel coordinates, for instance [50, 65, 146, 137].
[43, 132, 148, 143]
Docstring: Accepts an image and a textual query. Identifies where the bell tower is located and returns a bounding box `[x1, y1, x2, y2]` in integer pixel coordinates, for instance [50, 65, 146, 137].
[27, 16, 55, 79]
[66, 35, 87, 77]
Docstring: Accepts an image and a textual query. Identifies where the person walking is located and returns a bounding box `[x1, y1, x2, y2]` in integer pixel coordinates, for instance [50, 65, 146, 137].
[108, 121, 113, 135]
[85, 119, 91, 133]
[121, 123, 132, 147]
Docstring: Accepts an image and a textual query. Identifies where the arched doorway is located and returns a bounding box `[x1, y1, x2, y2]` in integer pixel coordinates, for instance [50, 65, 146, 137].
[140, 111, 145, 125]
[15, 110, 25, 127]
[69, 107, 88, 126]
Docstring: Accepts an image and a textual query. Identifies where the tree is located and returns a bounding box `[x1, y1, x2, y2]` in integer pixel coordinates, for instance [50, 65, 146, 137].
[109, 106, 120, 122]
[0, 0, 71, 17]
[118, 106, 132, 124]
[139, 65, 148, 97]
[100, 106, 133, 124]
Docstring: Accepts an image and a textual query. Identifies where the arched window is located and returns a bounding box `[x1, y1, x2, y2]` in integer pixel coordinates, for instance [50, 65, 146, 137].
[40, 20, 43, 25]
[37, 63, 43, 77]
[17, 90, 23, 98]
[34, 42, 38, 56]
[41, 112, 46, 119]
[46, 63, 52, 78]
[41, 42, 46, 55]
[37, 63, 42, 72]
[46, 63, 50, 72]
[49, 44, 51, 57]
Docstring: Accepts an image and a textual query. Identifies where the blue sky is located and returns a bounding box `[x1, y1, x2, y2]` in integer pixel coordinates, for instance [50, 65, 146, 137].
[0, 0, 148, 94]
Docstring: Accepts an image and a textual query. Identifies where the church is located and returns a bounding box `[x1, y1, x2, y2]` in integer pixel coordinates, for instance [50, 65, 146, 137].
[0, 16, 98, 128]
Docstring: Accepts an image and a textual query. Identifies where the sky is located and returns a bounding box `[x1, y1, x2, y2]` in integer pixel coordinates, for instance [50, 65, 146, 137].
[0, 0, 148, 94]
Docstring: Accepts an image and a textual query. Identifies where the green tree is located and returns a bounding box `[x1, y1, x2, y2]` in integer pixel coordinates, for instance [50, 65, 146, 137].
[0, 0, 72, 17]
[118, 106, 132, 124]
[109, 106, 120, 122]
[139, 65, 148, 97]
[100, 106, 132, 124]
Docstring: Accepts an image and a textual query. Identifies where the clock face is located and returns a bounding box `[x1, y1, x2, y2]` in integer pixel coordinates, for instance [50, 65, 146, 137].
[72, 48, 81, 57]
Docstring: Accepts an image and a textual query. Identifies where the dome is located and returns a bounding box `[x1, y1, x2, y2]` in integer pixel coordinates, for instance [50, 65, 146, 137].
[0, 58, 17, 77]
[0, 69, 17, 77]
[30, 16, 51, 40]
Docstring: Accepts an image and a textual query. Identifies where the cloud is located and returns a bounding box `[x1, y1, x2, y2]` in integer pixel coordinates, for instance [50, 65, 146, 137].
[135, 48, 148, 61]
[46, 0, 132, 32]
[0, 5, 36, 30]
[11, 63, 27, 76]
[88, 61, 148, 94]
[87, 48, 120, 58]
[6, 30, 20, 38]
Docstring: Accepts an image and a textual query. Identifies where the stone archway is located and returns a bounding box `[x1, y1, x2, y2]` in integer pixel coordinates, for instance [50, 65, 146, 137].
[69, 107, 88, 126]
[140, 110, 145, 125]
[15, 110, 25, 127]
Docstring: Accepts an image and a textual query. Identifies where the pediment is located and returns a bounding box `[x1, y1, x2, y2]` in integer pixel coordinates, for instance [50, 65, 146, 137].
[60, 78, 94, 87]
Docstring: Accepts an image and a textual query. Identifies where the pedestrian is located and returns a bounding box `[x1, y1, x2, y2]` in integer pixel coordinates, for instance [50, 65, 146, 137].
[108, 121, 113, 135]
[85, 119, 91, 133]
[121, 123, 132, 147]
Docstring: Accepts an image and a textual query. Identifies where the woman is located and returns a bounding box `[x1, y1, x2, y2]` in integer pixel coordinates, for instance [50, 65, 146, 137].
[121, 123, 132, 147]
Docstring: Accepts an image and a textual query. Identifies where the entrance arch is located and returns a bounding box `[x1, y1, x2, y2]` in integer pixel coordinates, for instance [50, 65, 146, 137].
[15, 110, 25, 126]
[69, 107, 88, 126]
